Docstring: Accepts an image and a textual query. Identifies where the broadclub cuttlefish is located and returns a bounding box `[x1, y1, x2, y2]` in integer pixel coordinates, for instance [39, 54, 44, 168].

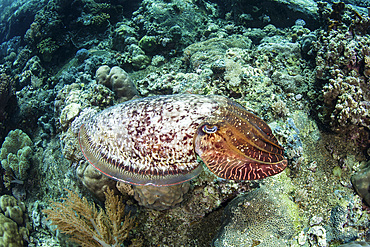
[78, 94, 287, 209]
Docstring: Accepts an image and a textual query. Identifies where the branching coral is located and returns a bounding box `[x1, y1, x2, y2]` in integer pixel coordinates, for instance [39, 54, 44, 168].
[314, 2, 370, 132]
[43, 188, 135, 247]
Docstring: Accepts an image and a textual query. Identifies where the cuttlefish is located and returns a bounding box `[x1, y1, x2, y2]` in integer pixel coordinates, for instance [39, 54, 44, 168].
[79, 94, 287, 186]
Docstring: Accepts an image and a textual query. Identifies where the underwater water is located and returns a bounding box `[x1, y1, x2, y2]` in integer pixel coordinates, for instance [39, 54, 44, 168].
[0, 0, 369, 246]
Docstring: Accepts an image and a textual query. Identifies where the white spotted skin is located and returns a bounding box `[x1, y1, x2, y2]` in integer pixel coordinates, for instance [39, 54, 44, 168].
[79, 94, 222, 186]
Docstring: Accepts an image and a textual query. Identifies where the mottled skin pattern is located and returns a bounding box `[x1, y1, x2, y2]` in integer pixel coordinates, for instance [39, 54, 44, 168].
[79, 94, 220, 185]
[79, 94, 287, 186]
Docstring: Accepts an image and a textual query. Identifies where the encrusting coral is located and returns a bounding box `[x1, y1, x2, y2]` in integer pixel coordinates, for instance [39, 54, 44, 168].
[43, 188, 135, 247]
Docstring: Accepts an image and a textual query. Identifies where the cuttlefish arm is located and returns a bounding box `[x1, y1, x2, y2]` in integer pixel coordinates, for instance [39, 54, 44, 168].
[194, 100, 287, 181]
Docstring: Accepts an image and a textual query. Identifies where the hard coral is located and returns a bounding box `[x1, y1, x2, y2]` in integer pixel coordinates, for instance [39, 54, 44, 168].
[0, 194, 29, 247]
[95, 65, 138, 102]
[54, 82, 114, 131]
[36, 37, 59, 62]
[76, 162, 118, 202]
[0, 129, 33, 187]
[0, 195, 26, 225]
[133, 183, 190, 211]
[0, 213, 26, 247]
[213, 186, 298, 247]
[314, 8, 370, 131]
[323, 70, 369, 129]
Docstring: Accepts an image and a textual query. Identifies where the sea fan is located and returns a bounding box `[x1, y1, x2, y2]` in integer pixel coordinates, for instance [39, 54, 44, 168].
[43, 188, 134, 247]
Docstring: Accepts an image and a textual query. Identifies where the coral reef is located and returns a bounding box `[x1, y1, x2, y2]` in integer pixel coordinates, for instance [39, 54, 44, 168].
[133, 178, 254, 246]
[133, 183, 190, 211]
[95, 65, 138, 101]
[0, 194, 30, 247]
[36, 38, 59, 62]
[76, 162, 118, 202]
[0, 0, 368, 246]
[59, 103, 81, 129]
[339, 242, 370, 247]
[0, 73, 14, 121]
[43, 188, 135, 247]
[183, 34, 252, 70]
[114, 43, 152, 70]
[54, 82, 114, 130]
[111, 22, 138, 52]
[213, 174, 300, 247]
[215, 0, 319, 28]
[119, 159, 258, 245]
[18, 55, 45, 89]
[136, 70, 206, 96]
[14, 84, 55, 139]
[0, 72, 15, 144]
[313, 2, 370, 132]
[0, 129, 33, 188]
[0, 0, 46, 43]
[0, 195, 27, 226]
[132, 0, 214, 50]
[327, 192, 369, 244]
[138, 35, 158, 54]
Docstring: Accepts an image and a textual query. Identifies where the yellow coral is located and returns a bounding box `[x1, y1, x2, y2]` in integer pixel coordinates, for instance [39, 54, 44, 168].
[43, 189, 134, 247]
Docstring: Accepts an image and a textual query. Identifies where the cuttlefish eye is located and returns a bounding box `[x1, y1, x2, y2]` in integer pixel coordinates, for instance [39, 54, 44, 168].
[202, 124, 218, 134]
